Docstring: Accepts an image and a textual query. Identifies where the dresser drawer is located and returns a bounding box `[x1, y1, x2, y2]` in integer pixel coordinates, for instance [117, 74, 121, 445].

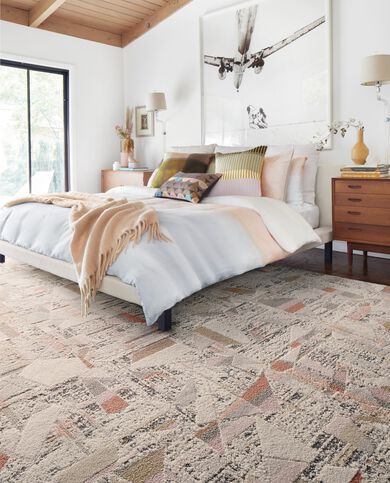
[334, 192, 390, 208]
[334, 206, 390, 226]
[334, 179, 390, 195]
[333, 223, 390, 246]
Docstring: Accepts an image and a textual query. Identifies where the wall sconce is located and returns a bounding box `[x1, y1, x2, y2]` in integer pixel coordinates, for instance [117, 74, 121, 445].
[361, 54, 390, 165]
[146, 92, 167, 136]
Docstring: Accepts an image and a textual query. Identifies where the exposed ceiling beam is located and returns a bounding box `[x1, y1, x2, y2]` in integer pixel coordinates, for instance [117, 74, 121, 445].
[29, 0, 66, 28]
[40, 15, 122, 47]
[0, 4, 29, 26]
[121, 0, 193, 47]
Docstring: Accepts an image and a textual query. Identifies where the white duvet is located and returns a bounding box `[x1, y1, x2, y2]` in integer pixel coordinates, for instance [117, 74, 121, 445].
[0, 188, 320, 325]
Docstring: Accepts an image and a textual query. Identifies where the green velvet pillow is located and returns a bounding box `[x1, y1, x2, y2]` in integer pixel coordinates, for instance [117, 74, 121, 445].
[149, 152, 215, 188]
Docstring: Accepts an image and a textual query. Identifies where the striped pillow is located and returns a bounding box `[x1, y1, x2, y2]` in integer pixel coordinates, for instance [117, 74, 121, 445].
[208, 146, 267, 197]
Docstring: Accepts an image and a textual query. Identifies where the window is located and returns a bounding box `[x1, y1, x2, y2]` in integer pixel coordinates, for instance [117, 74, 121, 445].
[0, 59, 69, 196]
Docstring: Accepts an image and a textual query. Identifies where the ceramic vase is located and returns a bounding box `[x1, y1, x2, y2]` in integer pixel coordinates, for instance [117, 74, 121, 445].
[120, 152, 128, 167]
[351, 128, 369, 165]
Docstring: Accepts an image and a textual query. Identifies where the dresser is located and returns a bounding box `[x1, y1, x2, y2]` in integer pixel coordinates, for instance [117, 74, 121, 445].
[332, 177, 390, 267]
[101, 169, 154, 192]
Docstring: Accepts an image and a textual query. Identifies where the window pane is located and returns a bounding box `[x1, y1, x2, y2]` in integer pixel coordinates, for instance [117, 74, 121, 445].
[0, 66, 29, 196]
[30, 70, 65, 194]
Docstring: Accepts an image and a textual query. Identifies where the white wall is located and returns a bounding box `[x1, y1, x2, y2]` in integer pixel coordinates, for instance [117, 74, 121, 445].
[0, 21, 124, 193]
[123, 0, 390, 168]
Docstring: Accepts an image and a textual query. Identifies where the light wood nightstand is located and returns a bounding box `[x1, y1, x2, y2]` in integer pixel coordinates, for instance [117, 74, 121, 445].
[101, 169, 154, 192]
[332, 177, 390, 268]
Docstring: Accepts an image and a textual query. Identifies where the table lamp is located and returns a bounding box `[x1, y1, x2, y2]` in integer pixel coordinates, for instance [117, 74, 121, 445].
[361, 54, 390, 166]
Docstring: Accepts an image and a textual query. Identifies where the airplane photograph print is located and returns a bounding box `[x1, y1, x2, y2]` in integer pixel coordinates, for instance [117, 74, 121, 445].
[201, 0, 331, 146]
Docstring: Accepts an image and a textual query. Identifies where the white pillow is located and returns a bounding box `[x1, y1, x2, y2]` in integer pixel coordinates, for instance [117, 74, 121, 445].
[169, 144, 216, 154]
[292, 145, 319, 205]
[215, 145, 252, 154]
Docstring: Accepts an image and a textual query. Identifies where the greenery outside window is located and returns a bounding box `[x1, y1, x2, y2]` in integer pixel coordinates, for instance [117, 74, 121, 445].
[0, 59, 69, 196]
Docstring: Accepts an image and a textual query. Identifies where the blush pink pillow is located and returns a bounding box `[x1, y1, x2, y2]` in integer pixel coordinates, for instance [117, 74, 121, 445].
[261, 150, 294, 200]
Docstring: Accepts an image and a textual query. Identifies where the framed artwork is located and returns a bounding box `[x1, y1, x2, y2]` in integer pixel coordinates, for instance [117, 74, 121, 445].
[201, 0, 332, 147]
[135, 106, 154, 137]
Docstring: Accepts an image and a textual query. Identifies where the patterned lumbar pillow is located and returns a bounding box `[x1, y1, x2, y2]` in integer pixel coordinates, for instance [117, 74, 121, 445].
[208, 146, 267, 196]
[155, 172, 222, 203]
[149, 152, 215, 188]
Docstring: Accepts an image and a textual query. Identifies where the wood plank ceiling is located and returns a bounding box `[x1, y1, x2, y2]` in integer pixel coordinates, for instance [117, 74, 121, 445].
[0, 0, 193, 47]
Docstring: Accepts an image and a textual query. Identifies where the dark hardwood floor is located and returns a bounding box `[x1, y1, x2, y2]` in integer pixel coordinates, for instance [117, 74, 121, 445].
[278, 248, 390, 286]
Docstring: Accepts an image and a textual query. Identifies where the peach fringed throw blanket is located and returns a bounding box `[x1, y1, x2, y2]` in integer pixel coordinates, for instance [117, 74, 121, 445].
[5, 193, 169, 314]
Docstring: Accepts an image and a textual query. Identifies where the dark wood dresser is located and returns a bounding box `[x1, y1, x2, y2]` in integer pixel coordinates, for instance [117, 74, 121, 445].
[332, 177, 390, 267]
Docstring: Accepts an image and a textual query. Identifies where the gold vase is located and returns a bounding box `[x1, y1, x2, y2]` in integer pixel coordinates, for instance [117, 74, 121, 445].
[351, 128, 369, 165]
[122, 138, 133, 153]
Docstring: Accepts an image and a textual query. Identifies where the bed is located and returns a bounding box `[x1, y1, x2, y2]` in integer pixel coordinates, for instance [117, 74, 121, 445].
[0, 160, 338, 332]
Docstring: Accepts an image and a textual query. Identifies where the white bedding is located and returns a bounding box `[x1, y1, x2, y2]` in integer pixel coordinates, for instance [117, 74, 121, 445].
[289, 203, 320, 229]
[0, 188, 320, 326]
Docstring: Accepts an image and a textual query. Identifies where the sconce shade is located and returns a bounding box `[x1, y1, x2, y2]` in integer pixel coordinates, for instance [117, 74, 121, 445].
[147, 92, 167, 111]
[361, 54, 390, 86]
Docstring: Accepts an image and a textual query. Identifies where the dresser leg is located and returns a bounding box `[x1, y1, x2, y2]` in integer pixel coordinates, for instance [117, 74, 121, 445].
[363, 250, 368, 273]
[347, 243, 353, 271]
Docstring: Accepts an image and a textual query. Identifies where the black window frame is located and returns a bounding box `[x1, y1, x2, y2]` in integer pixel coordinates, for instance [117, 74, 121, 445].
[0, 58, 70, 192]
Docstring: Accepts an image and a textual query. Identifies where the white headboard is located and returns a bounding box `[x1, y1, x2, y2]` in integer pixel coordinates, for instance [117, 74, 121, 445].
[316, 164, 342, 227]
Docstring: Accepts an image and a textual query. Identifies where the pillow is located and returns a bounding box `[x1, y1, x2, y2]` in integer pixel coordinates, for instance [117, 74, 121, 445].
[292, 144, 319, 205]
[149, 152, 215, 188]
[170, 144, 216, 154]
[286, 156, 307, 205]
[155, 172, 222, 203]
[214, 145, 252, 154]
[208, 146, 267, 197]
[261, 149, 294, 201]
[147, 167, 159, 188]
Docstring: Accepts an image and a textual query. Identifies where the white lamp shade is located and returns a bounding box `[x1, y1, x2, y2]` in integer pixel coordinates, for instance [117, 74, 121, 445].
[361, 54, 390, 86]
[146, 92, 167, 111]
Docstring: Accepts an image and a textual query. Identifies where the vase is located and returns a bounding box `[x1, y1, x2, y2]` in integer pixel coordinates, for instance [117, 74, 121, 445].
[120, 152, 128, 167]
[351, 128, 369, 165]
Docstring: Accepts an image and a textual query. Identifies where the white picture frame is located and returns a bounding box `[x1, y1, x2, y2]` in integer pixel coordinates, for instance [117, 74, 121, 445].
[200, 0, 333, 148]
[135, 106, 155, 137]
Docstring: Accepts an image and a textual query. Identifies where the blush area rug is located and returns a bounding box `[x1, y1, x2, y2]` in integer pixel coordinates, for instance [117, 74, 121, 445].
[0, 259, 389, 482]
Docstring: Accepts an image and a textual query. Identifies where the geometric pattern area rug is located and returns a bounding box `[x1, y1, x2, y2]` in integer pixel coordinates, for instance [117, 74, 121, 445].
[0, 259, 389, 482]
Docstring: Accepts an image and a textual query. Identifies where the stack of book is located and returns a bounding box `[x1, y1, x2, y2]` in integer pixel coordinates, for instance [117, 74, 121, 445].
[340, 164, 389, 178]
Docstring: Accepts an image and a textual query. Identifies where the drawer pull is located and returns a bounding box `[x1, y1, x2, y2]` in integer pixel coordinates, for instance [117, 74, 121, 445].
[348, 198, 362, 202]
[347, 211, 361, 215]
[347, 185, 362, 189]
[347, 227, 362, 232]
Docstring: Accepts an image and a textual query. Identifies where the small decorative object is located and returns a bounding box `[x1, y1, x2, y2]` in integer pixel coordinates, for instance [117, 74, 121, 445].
[113, 161, 120, 171]
[351, 128, 369, 165]
[135, 106, 154, 137]
[313, 118, 368, 164]
[115, 107, 134, 167]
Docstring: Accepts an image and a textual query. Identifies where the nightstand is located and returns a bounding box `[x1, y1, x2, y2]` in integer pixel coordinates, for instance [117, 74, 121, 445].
[332, 177, 390, 268]
[101, 169, 154, 192]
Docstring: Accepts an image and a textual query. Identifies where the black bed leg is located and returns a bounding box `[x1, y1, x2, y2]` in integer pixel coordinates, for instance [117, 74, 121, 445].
[324, 241, 333, 267]
[157, 309, 172, 331]
[0, 254, 5, 264]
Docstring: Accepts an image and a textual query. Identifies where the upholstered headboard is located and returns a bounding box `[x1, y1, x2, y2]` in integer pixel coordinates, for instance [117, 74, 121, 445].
[316, 164, 342, 227]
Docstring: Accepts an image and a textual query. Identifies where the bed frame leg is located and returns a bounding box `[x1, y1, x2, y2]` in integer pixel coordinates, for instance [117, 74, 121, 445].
[157, 309, 172, 331]
[0, 254, 5, 264]
[324, 241, 333, 267]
